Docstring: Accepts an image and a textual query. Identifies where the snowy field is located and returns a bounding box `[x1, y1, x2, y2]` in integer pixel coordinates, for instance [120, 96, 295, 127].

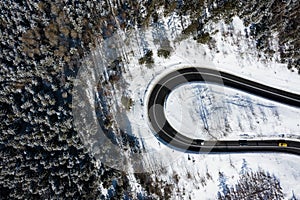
[165, 82, 300, 140]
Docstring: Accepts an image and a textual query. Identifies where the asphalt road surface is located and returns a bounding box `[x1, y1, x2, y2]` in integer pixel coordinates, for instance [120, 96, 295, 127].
[147, 67, 300, 155]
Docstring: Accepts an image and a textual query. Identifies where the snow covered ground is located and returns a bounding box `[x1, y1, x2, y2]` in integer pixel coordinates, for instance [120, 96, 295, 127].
[155, 153, 300, 199]
[85, 14, 300, 198]
[165, 82, 300, 140]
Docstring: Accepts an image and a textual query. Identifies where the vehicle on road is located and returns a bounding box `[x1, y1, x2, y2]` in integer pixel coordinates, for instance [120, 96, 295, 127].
[279, 143, 288, 147]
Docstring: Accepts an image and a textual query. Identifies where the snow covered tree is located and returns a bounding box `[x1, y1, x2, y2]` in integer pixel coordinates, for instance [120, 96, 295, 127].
[218, 170, 284, 199]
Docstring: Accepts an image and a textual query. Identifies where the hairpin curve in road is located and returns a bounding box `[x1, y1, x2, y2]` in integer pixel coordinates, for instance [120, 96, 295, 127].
[147, 67, 300, 155]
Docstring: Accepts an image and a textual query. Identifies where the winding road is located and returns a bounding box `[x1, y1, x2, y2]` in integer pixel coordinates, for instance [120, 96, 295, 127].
[147, 67, 300, 155]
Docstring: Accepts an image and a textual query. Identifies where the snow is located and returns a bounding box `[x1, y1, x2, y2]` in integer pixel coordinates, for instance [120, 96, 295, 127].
[209, 17, 300, 95]
[84, 14, 300, 198]
[161, 153, 300, 199]
[165, 82, 300, 140]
